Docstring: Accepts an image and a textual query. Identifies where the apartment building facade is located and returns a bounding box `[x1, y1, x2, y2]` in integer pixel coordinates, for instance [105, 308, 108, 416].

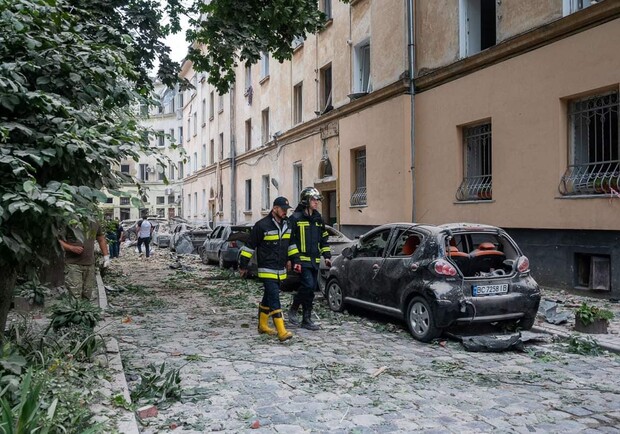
[413, 0, 620, 294]
[102, 82, 184, 221]
[176, 0, 619, 295]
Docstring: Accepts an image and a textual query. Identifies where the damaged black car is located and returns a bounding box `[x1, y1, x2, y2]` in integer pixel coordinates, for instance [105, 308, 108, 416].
[325, 223, 541, 342]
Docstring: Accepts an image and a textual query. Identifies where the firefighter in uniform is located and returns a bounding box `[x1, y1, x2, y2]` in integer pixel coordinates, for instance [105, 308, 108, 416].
[239, 196, 295, 341]
[287, 187, 332, 330]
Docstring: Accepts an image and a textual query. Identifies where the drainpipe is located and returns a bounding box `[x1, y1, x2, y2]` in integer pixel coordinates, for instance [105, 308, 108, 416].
[230, 83, 237, 224]
[406, 0, 416, 222]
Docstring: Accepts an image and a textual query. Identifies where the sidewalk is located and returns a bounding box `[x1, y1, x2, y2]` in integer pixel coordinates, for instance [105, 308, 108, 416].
[532, 287, 620, 353]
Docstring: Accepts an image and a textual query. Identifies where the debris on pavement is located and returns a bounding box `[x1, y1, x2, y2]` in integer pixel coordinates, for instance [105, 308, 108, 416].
[458, 331, 551, 352]
[538, 299, 572, 324]
[137, 405, 158, 419]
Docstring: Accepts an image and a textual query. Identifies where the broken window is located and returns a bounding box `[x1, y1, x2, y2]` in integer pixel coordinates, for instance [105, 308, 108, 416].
[460, 0, 496, 57]
[321, 64, 333, 114]
[350, 148, 367, 206]
[575, 253, 611, 291]
[456, 122, 492, 201]
[356, 229, 390, 258]
[354, 42, 371, 94]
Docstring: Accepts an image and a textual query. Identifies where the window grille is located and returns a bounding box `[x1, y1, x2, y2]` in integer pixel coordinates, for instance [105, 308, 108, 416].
[456, 123, 493, 201]
[559, 91, 619, 195]
[350, 148, 367, 206]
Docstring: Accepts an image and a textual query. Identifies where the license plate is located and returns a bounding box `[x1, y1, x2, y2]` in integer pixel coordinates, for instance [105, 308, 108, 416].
[472, 284, 509, 296]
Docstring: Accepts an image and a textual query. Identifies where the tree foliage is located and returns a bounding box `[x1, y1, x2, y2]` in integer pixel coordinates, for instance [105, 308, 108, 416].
[187, 0, 347, 94]
[0, 0, 183, 331]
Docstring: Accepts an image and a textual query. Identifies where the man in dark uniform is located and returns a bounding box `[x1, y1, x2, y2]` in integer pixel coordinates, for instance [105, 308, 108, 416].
[287, 187, 332, 330]
[239, 197, 295, 341]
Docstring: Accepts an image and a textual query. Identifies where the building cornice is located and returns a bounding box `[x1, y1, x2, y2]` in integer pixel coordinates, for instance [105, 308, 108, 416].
[416, 1, 620, 93]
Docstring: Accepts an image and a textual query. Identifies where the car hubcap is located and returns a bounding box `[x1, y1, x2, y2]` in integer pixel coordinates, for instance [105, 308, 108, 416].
[410, 302, 429, 336]
[328, 283, 342, 309]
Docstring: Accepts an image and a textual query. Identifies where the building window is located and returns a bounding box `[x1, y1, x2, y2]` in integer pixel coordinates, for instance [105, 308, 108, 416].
[245, 119, 252, 151]
[158, 165, 165, 181]
[320, 0, 332, 20]
[354, 42, 371, 94]
[218, 94, 224, 112]
[169, 163, 175, 180]
[245, 65, 252, 92]
[169, 128, 175, 145]
[350, 148, 367, 206]
[168, 194, 175, 204]
[209, 91, 214, 120]
[120, 197, 130, 206]
[293, 82, 303, 124]
[194, 192, 198, 216]
[178, 161, 184, 179]
[178, 127, 183, 146]
[292, 35, 304, 49]
[105, 197, 113, 204]
[120, 164, 130, 174]
[177, 91, 184, 109]
[261, 108, 270, 144]
[156, 208, 165, 218]
[575, 253, 611, 291]
[187, 118, 191, 141]
[563, 0, 594, 15]
[202, 144, 207, 167]
[293, 163, 303, 203]
[156, 196, 165, 205]
[193, 152, 198, 172]
[187, 194, 191, 218]
[245, 179, 252, 211]
[559, 91, 619, 196]
[456, 122, 493, 201]
[139, 164, 148, 182]
[320, 64, 333, 114]
[459, 0, 496, 58]
[219, 133, 224, 160]
[260, 52, 269, 79]
[193, 112, 197, 136]
[202, 189, 206, 216]
[261, 175, 270, 210]
[209, 139, 215, 164]
[201, 98, 206, 125]
[157, 130, 165, 147]
[219, 184, 224, 213]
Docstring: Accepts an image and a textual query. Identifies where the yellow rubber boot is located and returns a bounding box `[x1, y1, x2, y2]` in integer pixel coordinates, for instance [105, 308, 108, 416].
[270, 309, 293, 341]
[258, 304, 277, 335]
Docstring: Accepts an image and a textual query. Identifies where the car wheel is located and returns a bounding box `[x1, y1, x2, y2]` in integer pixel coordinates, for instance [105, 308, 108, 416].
[326, 279, 345, 312]
[406, 296, 442, 342]
[517, 311, 537, 330]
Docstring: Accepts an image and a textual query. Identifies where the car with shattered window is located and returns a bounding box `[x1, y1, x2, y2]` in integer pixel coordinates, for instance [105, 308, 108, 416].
[324, 223, 540, 342]
[170, 220, 212, 254]
[152, 221, 172, 248]
[200, 223, 253, 268]
[240, 225, 354, 291]
[125, 218, 167, 242]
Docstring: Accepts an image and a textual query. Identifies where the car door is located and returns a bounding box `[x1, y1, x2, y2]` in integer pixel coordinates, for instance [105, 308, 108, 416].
[372, 228, 425, 311]
[207, 227, 222, 261]
[346, 228, 392, 302]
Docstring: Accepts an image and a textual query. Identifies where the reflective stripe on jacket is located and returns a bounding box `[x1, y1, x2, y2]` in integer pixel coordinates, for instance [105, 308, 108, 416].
[289, 207, 331, 269]
[239, 212, 292, 281]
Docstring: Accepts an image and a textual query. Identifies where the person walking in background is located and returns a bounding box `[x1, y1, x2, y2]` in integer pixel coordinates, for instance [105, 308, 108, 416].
[287, 187, 332, 330]
[239, 197, 295, 342]
[106, 219, 120, 259]
[59, 219, 110, 300]
[136, 215, 153, 258]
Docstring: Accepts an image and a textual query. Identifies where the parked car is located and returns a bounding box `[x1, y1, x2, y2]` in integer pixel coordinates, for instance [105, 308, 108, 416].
[324, 222, 541, 342]
[125, 218, 167, 241]
[170, 220, 212, 254]
[200, 223, 253, 268]
[152, 221, 172, 248]
[240, 225, 354, 292]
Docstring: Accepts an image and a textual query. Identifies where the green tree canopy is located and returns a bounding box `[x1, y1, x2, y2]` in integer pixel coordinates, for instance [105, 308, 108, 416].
[0, 0, 183, 331]
[187, 0, 344, 94]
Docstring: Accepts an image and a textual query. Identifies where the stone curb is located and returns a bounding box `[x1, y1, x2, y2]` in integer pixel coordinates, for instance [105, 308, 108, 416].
[532, 324, 620, 354]
[96, 271, 140, 434]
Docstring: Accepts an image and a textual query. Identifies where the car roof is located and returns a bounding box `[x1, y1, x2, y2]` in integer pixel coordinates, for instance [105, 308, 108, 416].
[359, 222, 503, 240]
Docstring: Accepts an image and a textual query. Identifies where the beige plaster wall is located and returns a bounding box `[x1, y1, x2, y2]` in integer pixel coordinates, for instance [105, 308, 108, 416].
[414, 19, 620, 230]
[497, 0, 562, 41]
[415, 0, 460, 73]
[339, 95, 411, 226]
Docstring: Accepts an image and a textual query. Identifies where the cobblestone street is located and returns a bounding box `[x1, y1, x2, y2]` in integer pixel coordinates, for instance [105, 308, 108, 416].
[102, 252, 620, 434]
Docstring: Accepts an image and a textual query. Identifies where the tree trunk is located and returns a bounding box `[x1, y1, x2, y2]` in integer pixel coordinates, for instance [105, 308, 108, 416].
[0, 267, 17, 337]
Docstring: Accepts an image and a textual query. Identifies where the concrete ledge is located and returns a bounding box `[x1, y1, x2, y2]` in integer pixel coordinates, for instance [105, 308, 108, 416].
[96, 271, 140, 434]
[532, 324, 620, 354]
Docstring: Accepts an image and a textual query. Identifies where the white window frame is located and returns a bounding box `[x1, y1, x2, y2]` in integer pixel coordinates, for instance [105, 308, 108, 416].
[261, 108, 270, 144]
[293, 82, 303, 124]
[209, 91, 214, 120]
[260, 52, 270, 79]
[245, 65, 252, 91]
[245, 179, 252, 211]
[261, 175, 270, 211]
[353, 41, 371, 94]
[293, 163, 303, 203]
[201, 144, 207, 168]
[219, 133, 224, 160]
[563, 0, 593, 15]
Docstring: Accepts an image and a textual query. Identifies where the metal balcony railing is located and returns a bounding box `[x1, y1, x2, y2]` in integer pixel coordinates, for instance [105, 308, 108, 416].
[350, 186, 367, 206]
[559, 161, 620, 195]
[456, 175, 492, 201]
